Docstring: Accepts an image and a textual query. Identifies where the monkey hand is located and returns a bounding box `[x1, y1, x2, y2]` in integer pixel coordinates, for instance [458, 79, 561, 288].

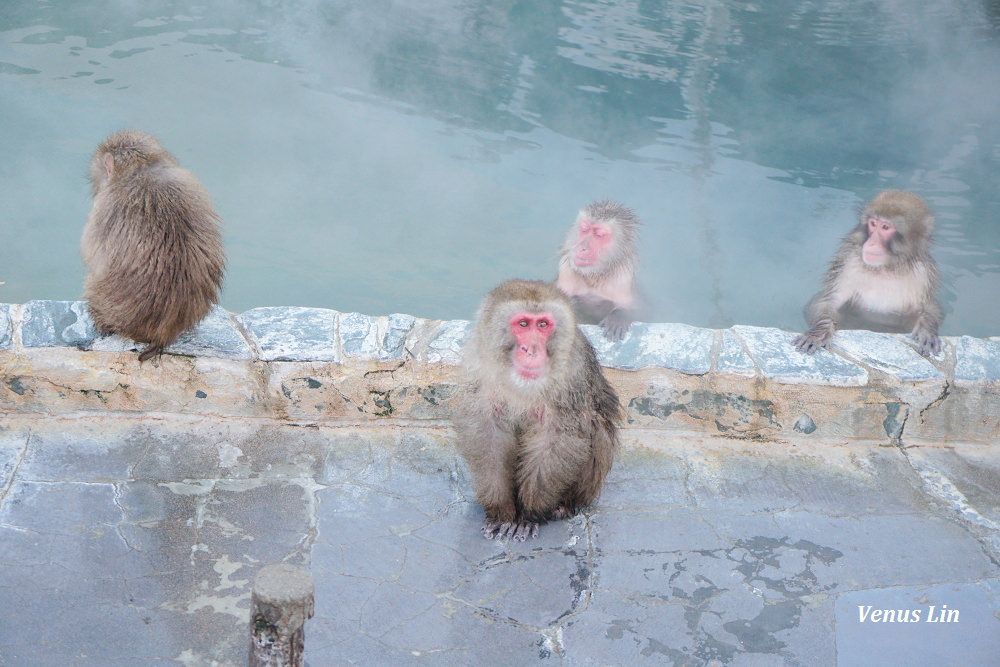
[482, 519, 539, 541]
[792, 320, 834, 355]
[601, 308, 632, 342]
[910, 327, 941, 357]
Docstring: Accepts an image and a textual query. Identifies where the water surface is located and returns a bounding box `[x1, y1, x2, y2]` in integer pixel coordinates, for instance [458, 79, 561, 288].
[1, 0, 998, 335]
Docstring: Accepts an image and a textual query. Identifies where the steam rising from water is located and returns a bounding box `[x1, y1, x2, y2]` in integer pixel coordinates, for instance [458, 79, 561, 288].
[0, 0, 997, 335]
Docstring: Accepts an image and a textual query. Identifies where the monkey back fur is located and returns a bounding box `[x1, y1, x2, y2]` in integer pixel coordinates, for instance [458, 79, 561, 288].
[82, 130, 226, 361]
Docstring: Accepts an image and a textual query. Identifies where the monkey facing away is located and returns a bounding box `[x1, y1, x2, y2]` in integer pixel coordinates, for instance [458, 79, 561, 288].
[82, 129, 226, 362]
[793, 190, 942, 357]
[556, 199, 640, 341]
[455, 280, 622, 541]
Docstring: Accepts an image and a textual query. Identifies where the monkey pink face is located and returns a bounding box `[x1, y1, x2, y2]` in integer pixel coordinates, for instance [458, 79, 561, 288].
[509, 311, 555, 381]
[862, 216, 896, 267]
[573, 218, 614, 268]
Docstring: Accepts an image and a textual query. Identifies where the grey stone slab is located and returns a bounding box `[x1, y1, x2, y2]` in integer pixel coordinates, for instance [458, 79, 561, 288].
[835, 581, 1000, 667]
[0, 303, 12, 349]
[21, 300, 99, 348]
[425, 319, 469, 364]
[164, 305, 252, 360]
[953, 335, 1000, 383]
[339, 311, 379, 358]
[717, 328, 757, 376]
[238, 306, 340, 362]
[905, 446, 1000, 526]
[833, 329, 943, 381]
[3, 418, 1000, 665]
[382, 312, 415, 360]
[589, 322, 715, 373]
[731, 325, 868, 386]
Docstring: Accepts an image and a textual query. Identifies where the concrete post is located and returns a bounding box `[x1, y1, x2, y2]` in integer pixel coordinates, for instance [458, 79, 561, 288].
[249, 563, 315, 667]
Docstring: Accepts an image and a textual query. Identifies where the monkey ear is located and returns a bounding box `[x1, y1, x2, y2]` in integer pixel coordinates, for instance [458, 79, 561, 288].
[103, 153, 114, 179]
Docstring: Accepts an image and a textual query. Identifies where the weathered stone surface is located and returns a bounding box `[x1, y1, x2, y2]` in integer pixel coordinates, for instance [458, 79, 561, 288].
[953, 336, 1000, 383]
[0, 303, 12, 349]
[716, 329, 756, 376]
[382, 313, 415, 360]
[167, 305, 253, 360]
[589, 322, 714, 374]
[2, 419, 999, 665]
[0, 302, 997, 444]
[732, 325, 868, 386]
[21, 300, 99, 348]
[423, 319, 468, 364]
[836, 582, 1000, 666]
[239, 307, 340, 362]
[339, 312, 379, 359]
[834, 330, 943, 381]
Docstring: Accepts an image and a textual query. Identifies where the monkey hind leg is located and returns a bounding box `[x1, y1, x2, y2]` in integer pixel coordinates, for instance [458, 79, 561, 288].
[565, 425, 619, 514]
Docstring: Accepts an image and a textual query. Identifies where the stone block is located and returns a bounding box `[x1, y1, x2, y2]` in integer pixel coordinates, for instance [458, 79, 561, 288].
[588, 322, 715, 374]
[382, 313, 415, 360]
[339, 312, 379, 359]
[166, 306, 252, 360]
[953, 336, 1000, 384]
[239, 307, 340, 362]
[22, 300, 99, 348]
[731, 325, 868, 386]
[424, 319, 468, 364]
[834, 330, 943, 381]
[716, 329, 756, 376]
[0, 303, 12, 349]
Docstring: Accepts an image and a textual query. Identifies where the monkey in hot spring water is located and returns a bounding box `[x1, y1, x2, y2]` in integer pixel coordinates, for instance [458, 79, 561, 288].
[793, 190, 941, 357]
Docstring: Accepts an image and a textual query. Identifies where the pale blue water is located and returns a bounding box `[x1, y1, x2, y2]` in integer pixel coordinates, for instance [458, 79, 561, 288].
[1, 0, 998, 335]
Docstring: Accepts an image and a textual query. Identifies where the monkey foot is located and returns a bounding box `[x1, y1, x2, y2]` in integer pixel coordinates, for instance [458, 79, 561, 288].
[482, 520, 539, 541]
[138, 344, 164, 363]
[551, 506, 574, 521]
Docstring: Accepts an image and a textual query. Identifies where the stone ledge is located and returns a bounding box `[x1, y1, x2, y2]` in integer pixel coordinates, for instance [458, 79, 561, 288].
[1, 301, 997, 445]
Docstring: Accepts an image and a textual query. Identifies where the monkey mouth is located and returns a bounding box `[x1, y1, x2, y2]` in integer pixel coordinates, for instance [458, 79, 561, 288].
[513, 363, 544, 380]
[862, 249, 888, 267]
[573, 255, 596, 268]
[511, 363, 546, 383]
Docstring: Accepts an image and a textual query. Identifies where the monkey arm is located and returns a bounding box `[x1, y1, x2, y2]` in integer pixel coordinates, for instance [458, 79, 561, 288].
[910, 293, 942, 357]
[792, 255, 852, 355]
[793, 291, 839, 354]
[454, 399, 519, 530]
[601, 307, 633, 342]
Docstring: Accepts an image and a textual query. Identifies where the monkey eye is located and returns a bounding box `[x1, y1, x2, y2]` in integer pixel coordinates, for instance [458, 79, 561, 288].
[518, 320, 529, 327]
[538, 320, 549, 328]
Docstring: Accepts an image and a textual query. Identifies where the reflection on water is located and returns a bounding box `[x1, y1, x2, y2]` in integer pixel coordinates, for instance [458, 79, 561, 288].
[0, 0, 997, 335]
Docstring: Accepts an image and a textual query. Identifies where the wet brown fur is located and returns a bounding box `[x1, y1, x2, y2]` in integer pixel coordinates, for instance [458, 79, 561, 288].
[793, 190, 941, 357]
[455, 280, 622, 540]
[82, 130, 225, 361]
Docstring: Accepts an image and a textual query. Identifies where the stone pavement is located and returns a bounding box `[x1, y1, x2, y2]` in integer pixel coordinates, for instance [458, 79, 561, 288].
[1, 416, 998, 666]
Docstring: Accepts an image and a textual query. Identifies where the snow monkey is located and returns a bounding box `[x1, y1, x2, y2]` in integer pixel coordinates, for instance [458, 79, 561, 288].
[82, 129, 226, 362]
[556, 199, 640, 341]
[793, 190, 942, 357]
[455, 280, 622, 541]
